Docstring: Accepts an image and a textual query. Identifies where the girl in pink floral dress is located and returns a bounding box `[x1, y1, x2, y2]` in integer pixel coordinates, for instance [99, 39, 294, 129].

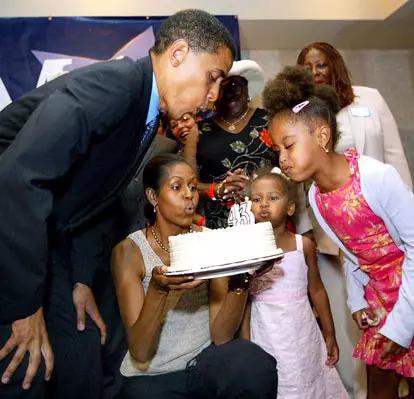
[315, 148, 412, 376]
[262, 65, 414, 398]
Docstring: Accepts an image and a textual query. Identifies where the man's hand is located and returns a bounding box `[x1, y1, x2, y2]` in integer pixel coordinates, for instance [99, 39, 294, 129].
[72, 283, 107, 345]
[0, 307, 53, 390]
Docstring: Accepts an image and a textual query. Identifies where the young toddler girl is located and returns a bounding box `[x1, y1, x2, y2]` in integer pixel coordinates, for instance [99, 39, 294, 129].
[241, 170, 348, 398]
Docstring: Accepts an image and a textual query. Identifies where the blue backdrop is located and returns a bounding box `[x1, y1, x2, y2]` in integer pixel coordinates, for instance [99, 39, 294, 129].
[0, 16, 240, 109]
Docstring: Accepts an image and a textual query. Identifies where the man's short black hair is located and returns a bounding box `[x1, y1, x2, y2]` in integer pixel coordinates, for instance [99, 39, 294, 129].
[152, 9, 236, 59]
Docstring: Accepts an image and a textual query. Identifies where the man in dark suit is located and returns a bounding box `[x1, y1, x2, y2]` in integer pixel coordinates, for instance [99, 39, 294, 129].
[0, 9, 234, 398]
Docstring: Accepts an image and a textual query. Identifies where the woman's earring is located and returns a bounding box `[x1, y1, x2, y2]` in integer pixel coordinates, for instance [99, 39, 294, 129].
[320, 145, 329, 153]
[153, 205, 157, 213]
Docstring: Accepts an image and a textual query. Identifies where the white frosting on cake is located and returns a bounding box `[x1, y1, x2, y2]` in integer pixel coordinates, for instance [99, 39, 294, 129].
[169, 222, 280, 272]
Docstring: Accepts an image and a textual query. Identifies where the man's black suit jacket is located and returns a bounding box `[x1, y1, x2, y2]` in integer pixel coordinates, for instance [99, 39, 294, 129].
[0, 56, 154, 323]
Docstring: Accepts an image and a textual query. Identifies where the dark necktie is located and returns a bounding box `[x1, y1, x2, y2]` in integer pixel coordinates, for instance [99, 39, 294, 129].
[136, 113, 160, 161]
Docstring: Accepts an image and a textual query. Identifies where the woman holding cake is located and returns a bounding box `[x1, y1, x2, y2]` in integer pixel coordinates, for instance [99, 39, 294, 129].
[242, 170, 348, 398]
[111, 154, 277, 398]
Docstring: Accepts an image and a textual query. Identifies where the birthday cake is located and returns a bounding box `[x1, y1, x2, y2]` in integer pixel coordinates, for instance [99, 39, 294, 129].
[168, 222, 282, 273]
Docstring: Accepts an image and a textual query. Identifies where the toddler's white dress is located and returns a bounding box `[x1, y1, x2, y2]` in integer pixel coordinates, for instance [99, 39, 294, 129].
[250, 235, 348, 399]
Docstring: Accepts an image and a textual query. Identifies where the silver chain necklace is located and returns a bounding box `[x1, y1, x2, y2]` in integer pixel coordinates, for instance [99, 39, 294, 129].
[150, 225, 193, 253]
[219, 107, 250, 131]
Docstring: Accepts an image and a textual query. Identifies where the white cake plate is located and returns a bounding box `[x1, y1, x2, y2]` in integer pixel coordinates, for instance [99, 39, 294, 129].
[164, 252, 284, 280]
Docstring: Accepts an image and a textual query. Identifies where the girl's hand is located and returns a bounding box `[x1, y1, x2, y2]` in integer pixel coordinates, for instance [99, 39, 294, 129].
[324, 335, 339, 367]
[151, 266, 205, 291]
[374, 333, 407, 361]
[352, 308, 376, 330]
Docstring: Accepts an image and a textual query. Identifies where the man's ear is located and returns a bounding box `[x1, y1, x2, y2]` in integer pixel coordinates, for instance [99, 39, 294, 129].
[145, 187, 158, 208]
[167, 39, 190, 67]
[287, 202, 295, 217]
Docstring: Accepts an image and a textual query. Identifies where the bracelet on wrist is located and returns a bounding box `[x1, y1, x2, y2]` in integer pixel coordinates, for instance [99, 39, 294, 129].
[215, 181, 225, 200]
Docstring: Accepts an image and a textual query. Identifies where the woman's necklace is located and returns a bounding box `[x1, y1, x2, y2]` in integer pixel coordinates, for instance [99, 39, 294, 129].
[150, 225, 193, 253]
[219, 108, 250, 131]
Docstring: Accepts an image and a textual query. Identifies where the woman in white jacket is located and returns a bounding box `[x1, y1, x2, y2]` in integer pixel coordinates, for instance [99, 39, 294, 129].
[297, 42, 413, 398]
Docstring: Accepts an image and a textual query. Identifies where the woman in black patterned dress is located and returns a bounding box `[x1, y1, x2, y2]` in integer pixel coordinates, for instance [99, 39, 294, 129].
[194, 61, 278, 228]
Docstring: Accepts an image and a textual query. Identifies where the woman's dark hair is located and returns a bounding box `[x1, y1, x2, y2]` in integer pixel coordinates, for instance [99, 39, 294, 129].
[142, 154, 192, 223]
[262, 65, 341, 147]
[152, 9, 236, 59]
[297, 42, 354, 108]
